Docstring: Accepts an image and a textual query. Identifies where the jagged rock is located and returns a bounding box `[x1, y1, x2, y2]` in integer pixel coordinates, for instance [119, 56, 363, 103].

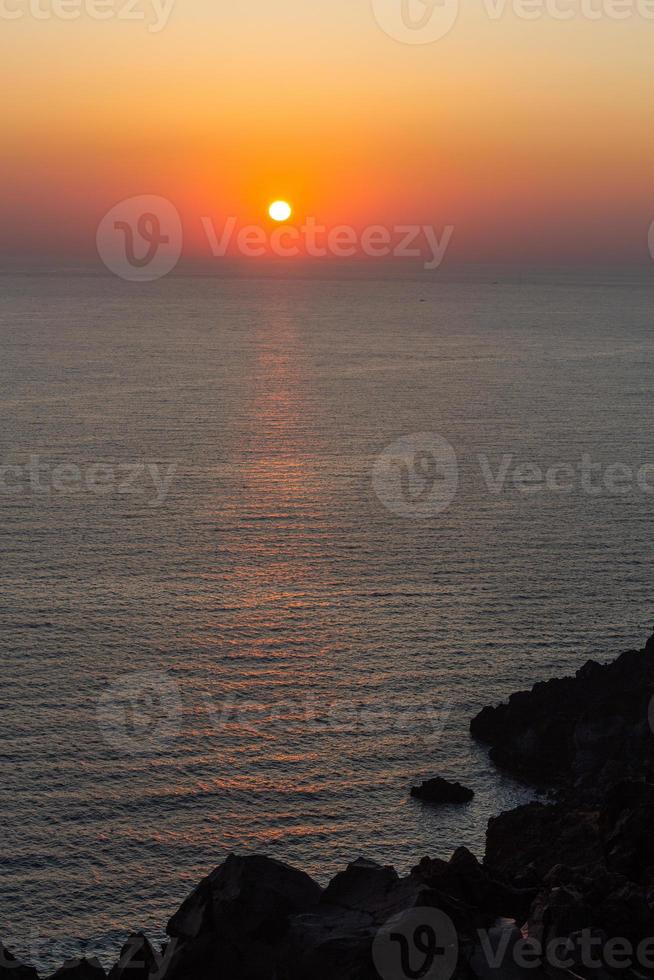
[411, 778, 474, 805]
[281, 857, 429, 980]
[166, 876, 212, 943]
[485, 803, 603, 884]
[107, 934, 159, 979]
[0, 945, 39, 980]
[320, 858, 399, 910]
[470, 636, 654, 793]
[593, 879, 654, 948]
[282, 851, 538, 980]
[599, 780, 654, 882]
[47, 959, 106, 980]
[412, 848, 534, 926]
[528, 885, 592, 946]
[156, 933, 243, 980]
[163, 854, 322, 979]
[282, 908, 378, 980]
[167, 853, 321, 942]
[470, 921, 547, 980]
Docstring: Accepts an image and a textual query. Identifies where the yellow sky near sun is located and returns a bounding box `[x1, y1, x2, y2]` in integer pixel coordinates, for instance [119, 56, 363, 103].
[1, 0, 653, 262]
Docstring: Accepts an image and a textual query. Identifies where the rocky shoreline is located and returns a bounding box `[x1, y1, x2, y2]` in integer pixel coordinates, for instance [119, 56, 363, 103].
[4, 632, 654, 980]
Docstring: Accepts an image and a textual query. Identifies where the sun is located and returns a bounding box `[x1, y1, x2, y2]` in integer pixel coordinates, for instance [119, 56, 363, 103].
[268, 200, 292, 222]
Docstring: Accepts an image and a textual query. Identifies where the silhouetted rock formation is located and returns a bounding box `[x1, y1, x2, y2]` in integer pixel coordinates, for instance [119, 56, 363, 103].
[475, 634, 654, 980]
[163, 853, 322, 979]
[163, 851, 527, 980]
[0, 944, 39, 980]
[484, 783, 654, 955]
[107, 935, 159, 980]
[284, 857, 422, 980]
[411, 777, 475, 805]
[470, 634, 654, 795]
[46, 960, 106, 980]
[5, 632, 654, 980]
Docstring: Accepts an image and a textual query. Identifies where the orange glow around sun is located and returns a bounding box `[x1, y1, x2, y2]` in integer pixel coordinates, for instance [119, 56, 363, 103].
[2, 4, 653, 266]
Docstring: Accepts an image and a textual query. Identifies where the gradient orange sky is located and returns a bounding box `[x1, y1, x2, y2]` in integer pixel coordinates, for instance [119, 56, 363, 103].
[1, 0, 653, 266]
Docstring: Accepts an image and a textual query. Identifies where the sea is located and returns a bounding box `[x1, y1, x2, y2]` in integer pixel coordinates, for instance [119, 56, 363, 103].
[1, 266, 653, 971]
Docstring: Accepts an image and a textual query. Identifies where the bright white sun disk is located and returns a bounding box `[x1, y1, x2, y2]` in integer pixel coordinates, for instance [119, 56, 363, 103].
[269, 200, 292, 222]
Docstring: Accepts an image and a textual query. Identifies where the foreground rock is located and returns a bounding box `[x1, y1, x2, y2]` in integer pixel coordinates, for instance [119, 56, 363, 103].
[46, 960, 106, 980]
[477, 633, 654, 979]
[107, 935, 159, 979]
[161, 850, 529, 980]
[0, 945, 39, 980]
[6, 631, 654, 980]
[411, 777, 475, 805]
[163, 853, 322, 979]
[484, 783, 654, 947]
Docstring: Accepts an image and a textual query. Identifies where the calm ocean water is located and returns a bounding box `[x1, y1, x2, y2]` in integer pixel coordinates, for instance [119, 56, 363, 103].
[1, 269, 653, 970]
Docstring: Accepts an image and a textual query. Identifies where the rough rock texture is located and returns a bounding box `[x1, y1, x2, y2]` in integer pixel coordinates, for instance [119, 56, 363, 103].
[470, 639, 654, 794]
[411, 777, 475, 805]
[485, 802, 604, 884]
[281, 851, 536, 980]
[483, 806, 654, 973]
[107, 936, 160, 980]
[282, 858, 419, 980]
[163, 854, 322, 979]
[46, 961, 107, 980]
[478, 635, 654, 978]
[411, 847, 535, 927]
[0, 945, 40, 980]
[155, 849, 542, 980]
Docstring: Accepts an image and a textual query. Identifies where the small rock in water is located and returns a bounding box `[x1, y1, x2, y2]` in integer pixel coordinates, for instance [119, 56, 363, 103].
[410, 777, 474, 805]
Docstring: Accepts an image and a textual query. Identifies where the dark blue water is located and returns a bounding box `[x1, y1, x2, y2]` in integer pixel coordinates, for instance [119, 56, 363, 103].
[1, 270, 652, 970]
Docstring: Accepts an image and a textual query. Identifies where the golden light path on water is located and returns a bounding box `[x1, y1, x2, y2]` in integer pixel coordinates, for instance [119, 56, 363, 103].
[2, 273, 653, 971]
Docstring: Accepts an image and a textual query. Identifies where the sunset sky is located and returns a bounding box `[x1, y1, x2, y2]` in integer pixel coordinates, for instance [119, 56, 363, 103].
[2, 0, 653, 265]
